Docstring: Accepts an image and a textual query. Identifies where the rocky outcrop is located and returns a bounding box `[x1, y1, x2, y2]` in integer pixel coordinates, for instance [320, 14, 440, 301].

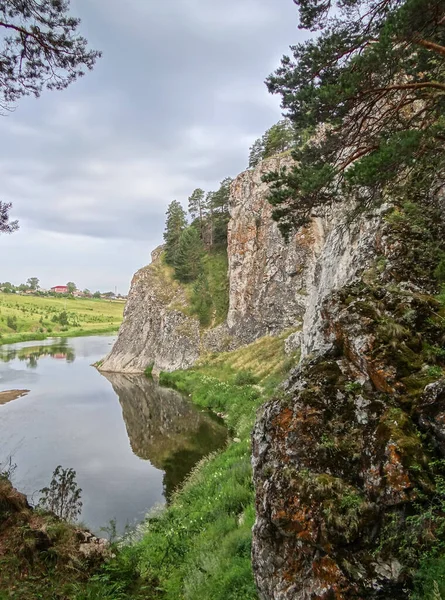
[226, 157, 310, 343]
[252, 199, 445, 599]
[101, 156, 382, 374]
[99, 248, 202, 374]
[101, 156, 316, 374]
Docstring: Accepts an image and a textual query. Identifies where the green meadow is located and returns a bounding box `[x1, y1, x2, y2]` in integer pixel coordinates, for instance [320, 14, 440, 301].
[0, 293, 124, 345]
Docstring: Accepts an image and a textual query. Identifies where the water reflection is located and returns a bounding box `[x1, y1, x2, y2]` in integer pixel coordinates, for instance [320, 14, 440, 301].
[0, 339, 75, 367]
[102, 373, 228, 500]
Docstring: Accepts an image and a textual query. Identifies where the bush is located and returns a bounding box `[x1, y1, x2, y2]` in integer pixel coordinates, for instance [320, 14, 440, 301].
[6, 315, 17, 331]
[234, 370, 258, 386]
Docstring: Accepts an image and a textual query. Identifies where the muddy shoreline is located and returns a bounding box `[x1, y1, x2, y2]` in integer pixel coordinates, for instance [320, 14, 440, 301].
[0, 389, 29, 406]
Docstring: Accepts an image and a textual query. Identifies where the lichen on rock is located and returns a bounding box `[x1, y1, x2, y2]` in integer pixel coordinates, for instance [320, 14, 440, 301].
[252, 197, 445, 599]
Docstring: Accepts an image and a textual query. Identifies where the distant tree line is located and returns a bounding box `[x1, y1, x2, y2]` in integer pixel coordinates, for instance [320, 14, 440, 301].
[0, 279, 120, 299]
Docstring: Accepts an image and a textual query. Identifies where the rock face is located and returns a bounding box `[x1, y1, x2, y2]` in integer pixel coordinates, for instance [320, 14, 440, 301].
[226, 157, 311, 344]
[100, 249, 202, 374]
[101, 156, 318, 374]
[252, 198, 445, 598]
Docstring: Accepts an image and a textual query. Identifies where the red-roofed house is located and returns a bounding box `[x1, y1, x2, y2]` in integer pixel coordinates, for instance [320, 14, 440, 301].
[51, 285, 69, 294]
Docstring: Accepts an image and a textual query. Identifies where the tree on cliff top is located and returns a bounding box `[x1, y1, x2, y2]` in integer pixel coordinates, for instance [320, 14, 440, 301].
[164, 200, 187, 266]
[248, 119, 296, 168]
[265, 0, 445, 238]
[0, 0, 101, 113]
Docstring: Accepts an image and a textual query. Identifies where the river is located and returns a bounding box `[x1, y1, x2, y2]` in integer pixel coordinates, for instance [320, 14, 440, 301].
[0, 335, 227, 534]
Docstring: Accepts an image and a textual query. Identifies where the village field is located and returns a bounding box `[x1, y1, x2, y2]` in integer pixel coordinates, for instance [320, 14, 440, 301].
[0, 293, 124, 345]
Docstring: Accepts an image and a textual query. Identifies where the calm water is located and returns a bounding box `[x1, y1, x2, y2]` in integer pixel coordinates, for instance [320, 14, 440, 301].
[0, 335, 227, 534]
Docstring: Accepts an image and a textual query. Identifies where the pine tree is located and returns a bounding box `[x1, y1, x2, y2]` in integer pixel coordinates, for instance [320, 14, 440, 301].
[263, 120, 294, 158]
[188, 188, 206, 238]
[174, 227, 204, 282]
[164, 201, 187, 266]
[191, 270, 213, 326]
[208, 178, 233, 247]
[248, 137, 265, 168]
[264, 0, 445, 239]
[248, 120, 296, 169]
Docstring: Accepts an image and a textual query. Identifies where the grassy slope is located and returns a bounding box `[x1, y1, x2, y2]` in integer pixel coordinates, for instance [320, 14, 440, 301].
[70, 333, 299, 600]
[0, 294, 124, 345]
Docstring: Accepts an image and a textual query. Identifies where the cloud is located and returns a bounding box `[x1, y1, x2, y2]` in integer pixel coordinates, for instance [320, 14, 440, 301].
[0, 0, 302, 291]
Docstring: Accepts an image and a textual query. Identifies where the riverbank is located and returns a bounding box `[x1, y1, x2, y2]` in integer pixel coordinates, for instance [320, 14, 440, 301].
[0, 332, 295, 600]
[0, 473, 110, 600]
[0, 294, 123, 346]
[74, 332, 297, 600]
[0, 326, 120, 347]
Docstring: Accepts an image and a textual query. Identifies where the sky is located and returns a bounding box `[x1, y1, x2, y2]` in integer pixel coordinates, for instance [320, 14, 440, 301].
[0, 0, 303, 294]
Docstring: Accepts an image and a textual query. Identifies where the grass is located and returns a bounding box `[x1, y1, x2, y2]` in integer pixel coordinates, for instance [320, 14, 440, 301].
[72, 332, 297, 600]
[0, 293, 124, 345]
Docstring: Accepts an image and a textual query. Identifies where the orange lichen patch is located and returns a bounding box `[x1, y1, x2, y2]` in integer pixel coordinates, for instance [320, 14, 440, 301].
[383, 442, 412, 496]
[312, 556, 348, 598]
[273, 407, 294, 431]
[294, 406, 321, 427]
[295, 224, 316, 249]
[271, 496, 319, 541]
[367, 363, 398, 394]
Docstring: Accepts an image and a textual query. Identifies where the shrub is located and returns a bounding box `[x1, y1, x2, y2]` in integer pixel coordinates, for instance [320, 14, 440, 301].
[6, 315, 17, 331]
[234, 370, 258, 386]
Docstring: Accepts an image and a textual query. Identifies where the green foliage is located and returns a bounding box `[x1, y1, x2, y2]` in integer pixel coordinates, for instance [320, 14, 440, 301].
[205, 177, 233, 248]
[413, 557, 445, 600]
[26, 277, 39, 290]
[190, 270, 213, 326]
[133, 361, 273, 600]
[38, 466, 82, 523]
[164, 200, 188, 266]
[0, 0, 100, 112]
[435, 260, 445, 285]
[66, 282, 77, 294]
[174, 227, 204, 283]
[188, 188, 206, 233]
[6, 315, 17, 331]
[189, 250, 229, 327]
[234, 370, 258, 386]
[58, 310, 69, 326]
[145, 363, 154, 379]
[248, 119, 295, 168]
[264, 0, 445, 236]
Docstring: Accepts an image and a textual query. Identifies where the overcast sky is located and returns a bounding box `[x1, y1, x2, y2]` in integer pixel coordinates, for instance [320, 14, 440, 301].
[0, 0, 302, 294]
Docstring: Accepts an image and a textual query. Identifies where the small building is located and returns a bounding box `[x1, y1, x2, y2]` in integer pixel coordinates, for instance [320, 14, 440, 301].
[51, 285, 69, 294]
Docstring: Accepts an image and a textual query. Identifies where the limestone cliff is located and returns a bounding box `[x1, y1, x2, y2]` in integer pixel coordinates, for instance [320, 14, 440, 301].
[100, 156, 319, 374]
[99, 151, 445, 598]
[252, 198, 445, 599]
[99, 247, 202, 374]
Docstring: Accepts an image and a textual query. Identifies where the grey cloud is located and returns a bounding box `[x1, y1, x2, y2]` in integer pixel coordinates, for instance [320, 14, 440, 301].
[0, 0, 303, 290]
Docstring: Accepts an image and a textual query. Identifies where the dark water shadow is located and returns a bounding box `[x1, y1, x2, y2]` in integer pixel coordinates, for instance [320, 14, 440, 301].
[101, 372, 228, 500]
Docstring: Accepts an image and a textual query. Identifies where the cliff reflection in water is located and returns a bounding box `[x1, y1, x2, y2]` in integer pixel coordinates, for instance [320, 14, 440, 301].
[0, 339, 75, 368]
[102, 373, 228, 500]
